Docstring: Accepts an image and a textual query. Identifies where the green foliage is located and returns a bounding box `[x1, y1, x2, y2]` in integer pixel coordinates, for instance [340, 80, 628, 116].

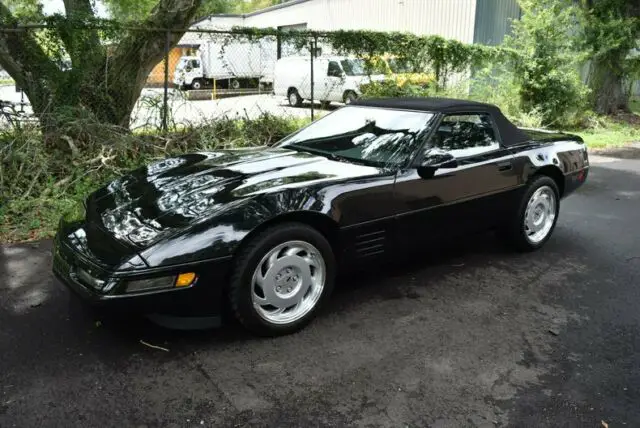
[223, 27, 498, 90]
[0, 113, 308, 242]
[579, 0, 640, 111]
[580, 0, 639, 72]
[503, 0, 590, 126]
[102, 0, 235, 22]
[2, 0, 43, 20]
[100, 0, 286, 22]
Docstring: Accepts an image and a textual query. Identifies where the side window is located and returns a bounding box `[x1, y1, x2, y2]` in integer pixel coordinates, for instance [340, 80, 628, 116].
[327, 61, 342, 77]
[191, 59, 200, 68]
[430, 113, 499, 158]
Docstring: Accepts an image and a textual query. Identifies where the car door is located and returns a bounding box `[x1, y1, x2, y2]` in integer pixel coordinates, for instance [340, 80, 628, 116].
[393, 112, 520, 248]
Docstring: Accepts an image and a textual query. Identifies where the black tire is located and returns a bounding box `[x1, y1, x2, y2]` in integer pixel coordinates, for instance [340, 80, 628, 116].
[501, 175, 560, 252]
[230, 79, 241, 90]
[228, 222, 336, 336]
[191, 79, 203, 90]
[343, 90, 357, 104]
[320, 100, 331, 109]
[288, 89, 303, 107]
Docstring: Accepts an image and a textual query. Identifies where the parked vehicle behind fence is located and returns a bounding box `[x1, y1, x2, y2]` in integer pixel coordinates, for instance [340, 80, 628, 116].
[173, 39, 276, 91]
[273, 56, 386, 107]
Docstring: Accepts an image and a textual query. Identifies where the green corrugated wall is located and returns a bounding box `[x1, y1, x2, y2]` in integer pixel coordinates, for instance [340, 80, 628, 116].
[473, 0, 522, 46]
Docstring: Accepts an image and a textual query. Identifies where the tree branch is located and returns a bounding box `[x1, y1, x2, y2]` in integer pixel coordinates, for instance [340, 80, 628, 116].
[0, 3, 61, 110]
[106, 0, 202, 124]
[58, 0, 104, 70]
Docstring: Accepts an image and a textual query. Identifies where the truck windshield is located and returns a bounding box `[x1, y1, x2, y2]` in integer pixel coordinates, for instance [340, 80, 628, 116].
[276, 106, 435, 168]
[176, 59, 187, 71]
[340, 59, 367, 76]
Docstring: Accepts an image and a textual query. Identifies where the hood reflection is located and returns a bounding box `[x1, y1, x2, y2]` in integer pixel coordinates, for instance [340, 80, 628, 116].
[90, 147, 386, 249]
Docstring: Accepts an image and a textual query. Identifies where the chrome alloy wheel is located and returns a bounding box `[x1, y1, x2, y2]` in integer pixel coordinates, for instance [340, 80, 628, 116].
[524, 185, 557, 244]
[251, 240, 326, 325]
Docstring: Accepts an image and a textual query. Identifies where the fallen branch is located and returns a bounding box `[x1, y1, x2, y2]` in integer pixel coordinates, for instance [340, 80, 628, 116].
[139, 340, 169, 352]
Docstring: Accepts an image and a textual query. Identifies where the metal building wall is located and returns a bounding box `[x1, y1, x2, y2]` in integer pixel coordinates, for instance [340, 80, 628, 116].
[473, 0, 521, 45]
[244, 0, 478, 43]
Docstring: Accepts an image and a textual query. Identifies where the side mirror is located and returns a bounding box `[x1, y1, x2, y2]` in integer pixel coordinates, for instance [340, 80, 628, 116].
[417, 150, 458, 179]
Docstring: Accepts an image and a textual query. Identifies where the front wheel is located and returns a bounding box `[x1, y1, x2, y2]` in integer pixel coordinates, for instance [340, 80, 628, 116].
[191, 79, 203, 90]
[228, 223, 336, 336]
[343, 90, 357, 104]
[501, 176, 560, 252]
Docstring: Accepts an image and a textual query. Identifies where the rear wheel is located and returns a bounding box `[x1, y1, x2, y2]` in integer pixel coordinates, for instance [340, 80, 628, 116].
[230, 79, 241, 90]
[320, 100, 331, 109]
[228, 223, 336, 336]
[288, 89, 303, 107]
[501, 176, 560, 252]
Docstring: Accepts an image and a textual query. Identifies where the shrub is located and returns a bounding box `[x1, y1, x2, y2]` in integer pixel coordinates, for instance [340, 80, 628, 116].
[0, 113, 308, 242]
[504, 0, 590, 126]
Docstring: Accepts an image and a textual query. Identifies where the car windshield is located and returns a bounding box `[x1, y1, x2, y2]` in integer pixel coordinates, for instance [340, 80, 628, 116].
[276, 106, 435, 168]
[341, 59, 367, 76]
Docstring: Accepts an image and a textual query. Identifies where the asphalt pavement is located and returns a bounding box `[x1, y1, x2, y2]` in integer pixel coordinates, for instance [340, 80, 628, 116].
[2, 148, 640, 428]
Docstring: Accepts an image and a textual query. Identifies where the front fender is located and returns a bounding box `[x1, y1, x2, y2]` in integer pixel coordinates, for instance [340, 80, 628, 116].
[140, 190, 335, 268]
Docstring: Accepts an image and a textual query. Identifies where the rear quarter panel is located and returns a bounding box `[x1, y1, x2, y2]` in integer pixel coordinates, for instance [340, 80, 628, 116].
[508, 135, 589, 197]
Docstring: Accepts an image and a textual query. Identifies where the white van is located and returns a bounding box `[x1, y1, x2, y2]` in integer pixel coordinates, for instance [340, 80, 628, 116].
[273, 56, 385, 107]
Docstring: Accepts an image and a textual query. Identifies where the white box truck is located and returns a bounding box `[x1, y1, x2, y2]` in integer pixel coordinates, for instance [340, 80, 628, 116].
[273, 56, 385, 107]
[173, 39, 276, 91]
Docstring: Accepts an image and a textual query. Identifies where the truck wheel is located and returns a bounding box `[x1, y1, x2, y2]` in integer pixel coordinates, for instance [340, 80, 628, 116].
[288, 89, 303, 107]
[230, 79, 241, 90]
[192, 79, 203, 90]
[320, 101, 331, 109]
[343, 91, 357, 104]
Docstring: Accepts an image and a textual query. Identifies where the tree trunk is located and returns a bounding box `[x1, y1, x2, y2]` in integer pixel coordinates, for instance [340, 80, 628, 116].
[588, 56, 631, 115]
[0, 0, 201, 142]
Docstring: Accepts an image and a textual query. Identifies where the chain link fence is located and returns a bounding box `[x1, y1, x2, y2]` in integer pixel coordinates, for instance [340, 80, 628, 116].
[134, 29, 368, 133]
[1, 27, 371, 132]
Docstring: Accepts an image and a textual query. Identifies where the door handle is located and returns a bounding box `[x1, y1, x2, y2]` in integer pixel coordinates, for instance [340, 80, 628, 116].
[496, 161, 512, 171]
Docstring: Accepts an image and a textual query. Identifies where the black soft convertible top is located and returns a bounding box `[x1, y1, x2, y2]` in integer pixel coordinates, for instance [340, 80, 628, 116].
[352, 97, 530, 145]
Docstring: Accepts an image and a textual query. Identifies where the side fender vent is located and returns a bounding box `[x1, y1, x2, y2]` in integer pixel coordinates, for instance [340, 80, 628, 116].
[354, 230, 386, 258]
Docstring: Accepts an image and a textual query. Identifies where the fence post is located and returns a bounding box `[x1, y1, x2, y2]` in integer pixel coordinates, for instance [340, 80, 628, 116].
[310, 37, 316, 121]
[162, 30, 171, 133]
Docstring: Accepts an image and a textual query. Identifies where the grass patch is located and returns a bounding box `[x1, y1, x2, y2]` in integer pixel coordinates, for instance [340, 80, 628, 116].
[0, 114, 309, 243]
[572, 121, 639, 149]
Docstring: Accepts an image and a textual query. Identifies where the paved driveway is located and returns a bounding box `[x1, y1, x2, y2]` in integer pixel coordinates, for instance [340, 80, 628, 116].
[1, 151, 640, 427]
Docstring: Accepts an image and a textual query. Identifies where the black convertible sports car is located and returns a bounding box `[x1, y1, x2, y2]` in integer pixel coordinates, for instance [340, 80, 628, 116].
[53, 97, 589, 335]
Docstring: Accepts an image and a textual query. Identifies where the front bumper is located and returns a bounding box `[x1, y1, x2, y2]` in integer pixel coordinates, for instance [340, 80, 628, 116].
[52, 229, 232, 317]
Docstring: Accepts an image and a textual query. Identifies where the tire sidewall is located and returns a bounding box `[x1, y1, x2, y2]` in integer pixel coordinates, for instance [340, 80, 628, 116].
[288, 90, 301, 107]
[230, 223, 336, 336]
[514, 176, 560, 251]
[344, 91, 357, 104]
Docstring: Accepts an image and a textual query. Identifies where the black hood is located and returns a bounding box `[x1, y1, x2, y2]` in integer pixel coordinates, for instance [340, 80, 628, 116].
[85, 147, 382, 249]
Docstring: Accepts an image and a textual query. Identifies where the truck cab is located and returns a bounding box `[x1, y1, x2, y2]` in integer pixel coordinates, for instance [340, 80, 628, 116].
[173, 56, 203, 90]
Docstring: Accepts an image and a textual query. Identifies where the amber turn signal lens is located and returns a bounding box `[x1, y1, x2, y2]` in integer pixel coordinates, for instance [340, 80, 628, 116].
[175, 272, 196, 287]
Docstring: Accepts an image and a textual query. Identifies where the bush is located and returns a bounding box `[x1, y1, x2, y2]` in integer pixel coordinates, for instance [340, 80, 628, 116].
[0, 113, 308, 242]
[504, 0, 590, 126]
